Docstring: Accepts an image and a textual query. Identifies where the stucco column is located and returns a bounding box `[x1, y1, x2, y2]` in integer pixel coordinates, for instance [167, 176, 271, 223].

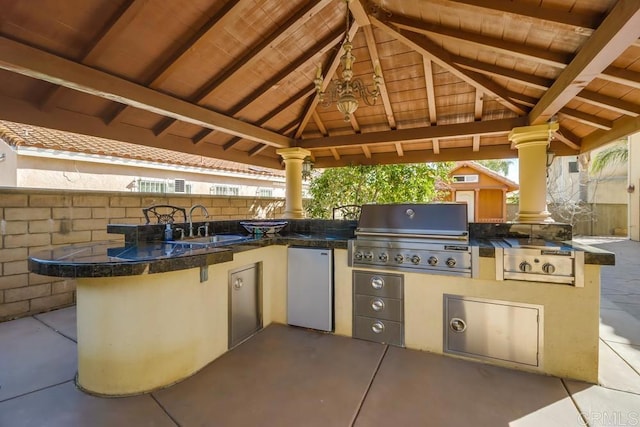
[276, 147, 310, 219]
[508, 123, 558, 223]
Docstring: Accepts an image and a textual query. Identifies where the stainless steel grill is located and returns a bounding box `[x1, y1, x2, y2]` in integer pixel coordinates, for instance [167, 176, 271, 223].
[348, 203, 478, 277]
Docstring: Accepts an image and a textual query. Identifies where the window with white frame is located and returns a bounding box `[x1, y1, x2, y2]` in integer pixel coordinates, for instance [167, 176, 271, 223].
[210, 184, 240, 196]
[137, 179, 166, 193]
[452, 174, 479, 183]
[137, 178, 192, 194]
[257, 188, 273, 197]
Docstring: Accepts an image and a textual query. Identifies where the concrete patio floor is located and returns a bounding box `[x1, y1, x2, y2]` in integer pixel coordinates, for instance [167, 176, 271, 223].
[1, 238, 639, 426]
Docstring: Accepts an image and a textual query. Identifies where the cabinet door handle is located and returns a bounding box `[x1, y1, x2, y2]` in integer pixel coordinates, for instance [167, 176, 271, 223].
[371, 298, 385, 312]
[371, 321, 385, 334]
[450, 318, 467, 333]
[233, 279, 243, 290]
[371, 276, 384, 290]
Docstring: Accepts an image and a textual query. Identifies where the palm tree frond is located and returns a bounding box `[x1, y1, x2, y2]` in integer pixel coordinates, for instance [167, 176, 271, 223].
[590, 143, 628, 173]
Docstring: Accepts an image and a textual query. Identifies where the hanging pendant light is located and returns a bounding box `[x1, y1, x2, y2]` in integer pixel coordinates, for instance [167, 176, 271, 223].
[314, 0, 383, 122]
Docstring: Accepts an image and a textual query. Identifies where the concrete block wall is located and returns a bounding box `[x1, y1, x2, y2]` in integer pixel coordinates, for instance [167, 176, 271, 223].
[0, 188, 285, 322]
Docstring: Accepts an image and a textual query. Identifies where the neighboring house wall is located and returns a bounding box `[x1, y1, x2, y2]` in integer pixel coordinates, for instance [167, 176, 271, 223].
[630, 133, 640, 241]
[13, 149, 286, 197]
[0, 188, 285, 322]
[0, 138, 17, 186]
[548, 141, 629, 235]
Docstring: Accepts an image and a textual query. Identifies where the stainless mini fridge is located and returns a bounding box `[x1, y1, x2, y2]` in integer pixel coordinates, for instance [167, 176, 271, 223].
[287, 247, 333, 332]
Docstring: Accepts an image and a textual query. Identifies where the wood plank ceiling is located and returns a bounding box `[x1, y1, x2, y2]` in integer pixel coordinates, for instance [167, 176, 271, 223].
[0, 0, 639, 170]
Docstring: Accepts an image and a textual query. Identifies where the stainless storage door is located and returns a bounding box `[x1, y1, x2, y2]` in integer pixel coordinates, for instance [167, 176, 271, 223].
[229, 264, 261, 348]
[287, 247, 333, 331]
[444, 295, 542, 366]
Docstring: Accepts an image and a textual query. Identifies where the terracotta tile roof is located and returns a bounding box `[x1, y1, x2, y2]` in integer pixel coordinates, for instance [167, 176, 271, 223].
[0, 120, 284, 178]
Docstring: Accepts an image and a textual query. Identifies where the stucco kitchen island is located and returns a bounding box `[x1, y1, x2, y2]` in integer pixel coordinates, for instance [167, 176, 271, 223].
[29, 219, 614, 396]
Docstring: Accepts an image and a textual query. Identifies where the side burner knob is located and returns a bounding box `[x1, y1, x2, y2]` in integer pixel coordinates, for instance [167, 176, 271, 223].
[394, 254, 404, 263]
[446, 258, 456, 268]
[542, 263, 556, 274]
[519, 261, 532, 273]
[411, 255, 421, 265]
[427, 256, 438, 266]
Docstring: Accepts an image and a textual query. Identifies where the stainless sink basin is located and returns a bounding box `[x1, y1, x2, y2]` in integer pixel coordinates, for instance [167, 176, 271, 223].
[171, 234, 250, 248]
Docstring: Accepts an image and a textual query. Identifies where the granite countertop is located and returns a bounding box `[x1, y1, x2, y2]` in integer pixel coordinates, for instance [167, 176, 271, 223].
[29, 221, 615, 278]
[473, 239, 615, 265]
[28, 232, 351, 278]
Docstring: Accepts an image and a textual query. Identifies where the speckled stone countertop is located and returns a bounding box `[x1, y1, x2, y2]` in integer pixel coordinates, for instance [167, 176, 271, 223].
[29, 218, 614, 278]
[28, 231, 353, 278]
[473, 239, 615, 265]
[469, 222, 615, 265]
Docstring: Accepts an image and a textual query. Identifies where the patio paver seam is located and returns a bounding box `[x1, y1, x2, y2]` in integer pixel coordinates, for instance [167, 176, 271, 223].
[601, 339, 640, 381]
[0, 379, 74, 404]
[349, 344, 389, 427]
[560, 378, 591, 426]
[31, 315, 77, 344]
[149, 393, 181, 427]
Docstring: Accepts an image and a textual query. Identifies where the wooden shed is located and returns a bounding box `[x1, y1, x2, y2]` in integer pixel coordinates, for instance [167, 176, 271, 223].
[441, 162, 519, 223]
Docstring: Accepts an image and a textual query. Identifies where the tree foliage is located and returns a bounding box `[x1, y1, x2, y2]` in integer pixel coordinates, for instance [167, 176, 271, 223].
[590, 141, 628, 174]
[475, 159, 513, 176]
[306, 163, 452, 219]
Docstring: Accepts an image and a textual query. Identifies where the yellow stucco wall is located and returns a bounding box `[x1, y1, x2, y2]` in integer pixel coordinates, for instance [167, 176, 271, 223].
[76, 245, 286, 396]
[334, 249, 353, 337]
[77, 245, 600, 395]
[335, 256, 600, 383]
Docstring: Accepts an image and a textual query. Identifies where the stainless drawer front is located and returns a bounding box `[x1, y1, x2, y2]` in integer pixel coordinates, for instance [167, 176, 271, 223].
[353, 271, 403, 298]
[354, 316, 403, 346]
[354, 295, 403, 321]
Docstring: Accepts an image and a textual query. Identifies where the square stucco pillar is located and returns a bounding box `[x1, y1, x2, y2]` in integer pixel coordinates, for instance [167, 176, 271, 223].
[509, 123, 558, 223]
[276, 147, 310, 219]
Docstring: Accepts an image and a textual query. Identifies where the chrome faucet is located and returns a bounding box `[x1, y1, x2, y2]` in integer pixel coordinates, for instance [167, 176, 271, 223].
[188, 204, 210, 237]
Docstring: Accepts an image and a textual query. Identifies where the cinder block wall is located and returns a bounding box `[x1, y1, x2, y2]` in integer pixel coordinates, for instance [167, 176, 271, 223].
[0, 188, 284, 322]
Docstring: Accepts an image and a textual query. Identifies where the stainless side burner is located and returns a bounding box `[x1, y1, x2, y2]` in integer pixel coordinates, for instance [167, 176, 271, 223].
[493, 239, 584, 286]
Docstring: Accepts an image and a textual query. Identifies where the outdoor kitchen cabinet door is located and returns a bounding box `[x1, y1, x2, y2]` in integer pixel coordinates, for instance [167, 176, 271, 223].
[229, 264, 262, 349]
[444, 295, 542, 367]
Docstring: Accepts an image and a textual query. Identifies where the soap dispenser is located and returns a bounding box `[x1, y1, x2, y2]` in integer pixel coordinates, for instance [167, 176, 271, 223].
[164, 223, 173, 241]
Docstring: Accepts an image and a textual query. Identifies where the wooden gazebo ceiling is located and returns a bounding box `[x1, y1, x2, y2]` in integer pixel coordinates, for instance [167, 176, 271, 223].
[0, 0, 639, 170]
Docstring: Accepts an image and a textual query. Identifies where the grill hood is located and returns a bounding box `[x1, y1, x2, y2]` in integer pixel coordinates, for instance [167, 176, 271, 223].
[356, 203, 469, 238]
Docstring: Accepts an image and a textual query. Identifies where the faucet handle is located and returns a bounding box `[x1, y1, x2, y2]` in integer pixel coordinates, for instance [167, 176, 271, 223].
[174, 227, 185, 240]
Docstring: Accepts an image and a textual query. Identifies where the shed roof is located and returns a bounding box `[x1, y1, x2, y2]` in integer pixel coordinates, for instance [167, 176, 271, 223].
[0, 0, 639, 170]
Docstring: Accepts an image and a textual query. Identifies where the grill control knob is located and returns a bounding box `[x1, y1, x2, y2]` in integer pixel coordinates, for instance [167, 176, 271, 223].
[427, 256, 438, 266]
[394, 254, 404, 263]
[519, 261, 532, 273]
[364, 251, 374, 261]
[411, 255, 421, 265]
[542, 263, 556, 274]
[378, 252, 389, 262]
[354, 251, 364, 261]
[446, 258, 456, 268]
